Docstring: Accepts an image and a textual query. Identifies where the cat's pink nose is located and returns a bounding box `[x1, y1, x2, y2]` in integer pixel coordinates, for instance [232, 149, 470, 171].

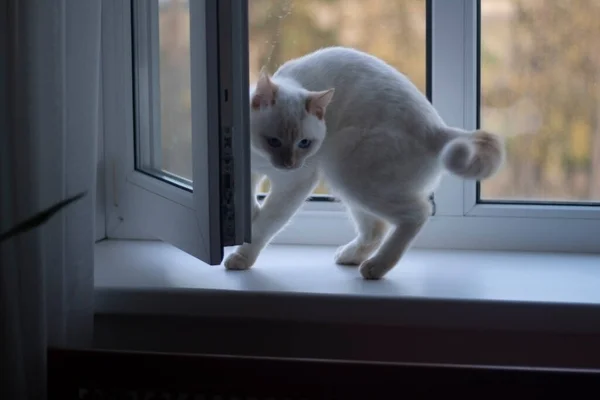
[283, 160, 295, 168]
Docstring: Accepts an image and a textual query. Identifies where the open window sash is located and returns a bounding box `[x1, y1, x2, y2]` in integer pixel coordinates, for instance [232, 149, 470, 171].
[102, 0, 250, 265]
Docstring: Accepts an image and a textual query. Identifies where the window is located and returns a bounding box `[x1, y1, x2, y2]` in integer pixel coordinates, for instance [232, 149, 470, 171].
[93, 0, 600, 368]
[100, 0, 600, 267]
[248, 0, 427, 198]
[245, 0, 429, 245]
[424, 0, 600, 254]
[101, 0, 251, 264]
[479, 0, 600, 204]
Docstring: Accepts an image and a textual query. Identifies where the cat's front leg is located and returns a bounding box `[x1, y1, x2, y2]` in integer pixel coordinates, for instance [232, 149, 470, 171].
[224, 170, 318, 270]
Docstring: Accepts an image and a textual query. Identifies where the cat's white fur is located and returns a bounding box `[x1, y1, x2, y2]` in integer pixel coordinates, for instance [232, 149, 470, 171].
[224, 46, 505, 279]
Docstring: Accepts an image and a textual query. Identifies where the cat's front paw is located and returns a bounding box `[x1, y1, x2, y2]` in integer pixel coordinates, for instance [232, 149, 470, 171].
[359, 259, 389, 280]
[224, 252, 254, 270]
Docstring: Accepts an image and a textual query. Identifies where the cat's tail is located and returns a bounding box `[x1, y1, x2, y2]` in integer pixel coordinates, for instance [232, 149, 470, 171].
[435, 127, 505, 180]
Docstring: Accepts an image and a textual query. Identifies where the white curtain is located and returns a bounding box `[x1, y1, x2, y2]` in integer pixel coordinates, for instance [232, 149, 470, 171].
[0, 1, 101, 398]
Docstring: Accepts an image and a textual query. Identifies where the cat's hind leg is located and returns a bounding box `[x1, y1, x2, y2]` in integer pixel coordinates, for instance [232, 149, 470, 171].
[359, 196, 431, 280]
[335, 206, 387, 266]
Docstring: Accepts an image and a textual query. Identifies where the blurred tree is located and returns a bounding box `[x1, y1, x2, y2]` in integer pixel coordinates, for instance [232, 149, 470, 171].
[482, 0, 600, 201]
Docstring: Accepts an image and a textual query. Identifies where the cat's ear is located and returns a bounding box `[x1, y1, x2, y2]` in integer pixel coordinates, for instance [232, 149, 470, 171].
[251, 67, 278, 110]
[305, 88, 335, 120]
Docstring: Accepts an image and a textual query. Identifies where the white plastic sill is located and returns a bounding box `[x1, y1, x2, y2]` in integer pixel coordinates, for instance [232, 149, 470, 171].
[95, 239, 600, 333]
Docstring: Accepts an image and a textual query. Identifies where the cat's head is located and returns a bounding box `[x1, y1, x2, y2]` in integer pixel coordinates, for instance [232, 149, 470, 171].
[249, 69, 334, 170]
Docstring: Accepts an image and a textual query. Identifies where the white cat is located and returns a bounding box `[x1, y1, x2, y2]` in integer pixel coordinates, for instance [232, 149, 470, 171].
[224, 46, 505, 279]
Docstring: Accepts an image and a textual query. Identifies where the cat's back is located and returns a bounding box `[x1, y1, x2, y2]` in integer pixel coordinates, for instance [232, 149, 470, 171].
[275, 47, 405, 91]
[274, 47, 439, 129]
[274, 46, 418, 94]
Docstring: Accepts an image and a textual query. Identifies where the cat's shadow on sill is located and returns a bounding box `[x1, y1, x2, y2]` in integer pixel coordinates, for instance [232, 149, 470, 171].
[225, 264, 406, 296]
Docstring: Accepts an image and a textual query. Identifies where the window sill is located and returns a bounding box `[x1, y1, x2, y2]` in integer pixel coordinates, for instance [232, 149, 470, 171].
[95, 239, 600, 334]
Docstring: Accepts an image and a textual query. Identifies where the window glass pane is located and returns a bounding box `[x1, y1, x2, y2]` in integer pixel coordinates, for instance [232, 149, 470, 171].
[157, 0, 192, 181]
[134, 0, 192, 183]
[249, 0, 427, 195]
[480, 0, 600, 203]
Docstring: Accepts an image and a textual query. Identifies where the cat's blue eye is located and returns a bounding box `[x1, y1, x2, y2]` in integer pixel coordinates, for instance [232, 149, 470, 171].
[266, 137, 282, 148]
[298, 139, 312, 149]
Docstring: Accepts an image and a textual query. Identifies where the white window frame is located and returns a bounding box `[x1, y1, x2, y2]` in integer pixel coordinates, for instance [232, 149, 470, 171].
[99, 0, 600, 259]
[100, 0, 250, 264]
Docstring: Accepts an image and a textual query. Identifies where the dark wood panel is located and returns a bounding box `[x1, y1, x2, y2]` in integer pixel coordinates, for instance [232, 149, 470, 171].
[49, 348, 600, 399]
